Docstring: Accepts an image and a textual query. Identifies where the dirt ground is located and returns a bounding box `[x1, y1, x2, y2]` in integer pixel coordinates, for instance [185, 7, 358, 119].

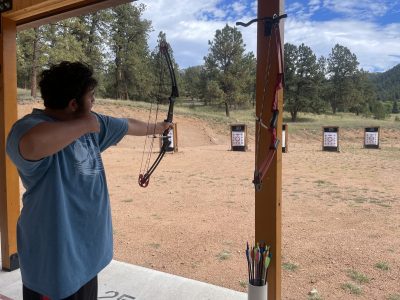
[18, 102, 400, 299]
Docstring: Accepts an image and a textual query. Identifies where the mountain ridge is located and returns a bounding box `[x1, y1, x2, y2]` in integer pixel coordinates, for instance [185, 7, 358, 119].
[369, 63, 400, 101]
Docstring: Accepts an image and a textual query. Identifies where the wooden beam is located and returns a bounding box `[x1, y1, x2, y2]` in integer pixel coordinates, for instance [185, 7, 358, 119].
[255, 0, 284, 299]
[3, 0, 133, 30]
[0, 16, 20, 271]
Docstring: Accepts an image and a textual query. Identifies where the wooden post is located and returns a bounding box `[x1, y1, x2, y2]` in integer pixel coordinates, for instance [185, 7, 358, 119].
[0, 16, 20, 271]
[255, 0, 284, 299]
[173, 123, 178, 152]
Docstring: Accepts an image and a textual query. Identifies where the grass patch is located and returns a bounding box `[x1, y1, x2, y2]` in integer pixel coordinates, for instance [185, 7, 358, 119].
[388, 294, 400, 300]
[369, 199, 392, 208]
[375, 262, 390, 271]
[346, 269, 370, 284]
[353, 197, 367, 203]
[282, 262, 298, 271]
[239, 280, 247, 288]
[148, 243, 161, 249]
[314, 180, 328, 185]
[216, 250, 231, 261]
[313, 180, 337, 188]
[151, 214, 162, 220]
[121, 199, 133, 203]
[341, 282, 363, 295]
[376, 203, 392, 208]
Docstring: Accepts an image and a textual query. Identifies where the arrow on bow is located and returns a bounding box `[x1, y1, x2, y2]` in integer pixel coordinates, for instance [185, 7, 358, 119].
[237, 13, 287, 191]
[138, 40, 179, 188]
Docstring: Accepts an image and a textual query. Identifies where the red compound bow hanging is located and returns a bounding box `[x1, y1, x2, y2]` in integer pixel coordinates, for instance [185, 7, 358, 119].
[237, 13, 287, 191]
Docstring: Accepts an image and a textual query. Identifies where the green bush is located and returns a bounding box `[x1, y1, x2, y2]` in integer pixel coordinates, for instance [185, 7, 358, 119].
[372, 101, 388, 120]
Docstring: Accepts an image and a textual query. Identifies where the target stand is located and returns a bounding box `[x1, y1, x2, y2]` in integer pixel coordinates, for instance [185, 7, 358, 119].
[230, 124, 248, 151]
[159, 123, 178, 153]
[364, 127, 380, 149]
[282, 124, 288, 153]
[322, 126, 339, 152]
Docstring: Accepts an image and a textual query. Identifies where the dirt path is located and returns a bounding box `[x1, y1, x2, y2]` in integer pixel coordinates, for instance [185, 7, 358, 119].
[17, 102, 400, 299]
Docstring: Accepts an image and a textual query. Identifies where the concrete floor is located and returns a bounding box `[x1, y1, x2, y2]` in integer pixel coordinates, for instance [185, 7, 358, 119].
[0, 255, 247, 300]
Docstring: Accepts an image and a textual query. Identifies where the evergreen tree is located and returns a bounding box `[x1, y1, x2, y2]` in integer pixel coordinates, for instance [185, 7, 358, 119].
[369, 64, 400, 101]
[106, 3, 152, 100]
[204, 24, 255, 116]
[327, 44, 359, 113]
[42, 19, 86, 66]
[74, 12, 112, 96]
[348, 70, 377, 116]
[181, 66, 203, 101]
[17, 27, 47, 95]
[283, 43, 324, 121]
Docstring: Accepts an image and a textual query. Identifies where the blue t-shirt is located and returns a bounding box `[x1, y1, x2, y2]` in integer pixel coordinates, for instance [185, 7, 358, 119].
[6, 109, 128, 299]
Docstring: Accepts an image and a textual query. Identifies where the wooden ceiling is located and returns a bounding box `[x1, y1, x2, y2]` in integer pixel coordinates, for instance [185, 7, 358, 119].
[2, 0, 133, 30]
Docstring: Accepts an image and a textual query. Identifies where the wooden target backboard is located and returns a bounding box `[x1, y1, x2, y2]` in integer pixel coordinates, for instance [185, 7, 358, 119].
[230, 124, 248, 151]
[322, 126, 339, 152]
[364, 127, 380, 149]
[159, 123, 178, 153]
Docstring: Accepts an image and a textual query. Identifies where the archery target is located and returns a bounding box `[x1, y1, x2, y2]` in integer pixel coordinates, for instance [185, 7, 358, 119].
[232, 131, 245, 147]
[365, 132, 378, 146]
[282, 129, 286, 148]
[167, 128, 174, 145]
[323, 132, 337, 147]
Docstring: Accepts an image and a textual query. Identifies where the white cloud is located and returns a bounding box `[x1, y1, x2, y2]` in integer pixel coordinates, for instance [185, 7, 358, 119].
[322, 0, 394, 19]
[285, 18, 400, 71]
[309, 0, 320, 13]
[139, 0, 400, 72]
[140, 0, 220, 67]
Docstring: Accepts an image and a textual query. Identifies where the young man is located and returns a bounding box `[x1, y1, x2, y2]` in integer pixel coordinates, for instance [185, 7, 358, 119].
[6, 61, 170, 300]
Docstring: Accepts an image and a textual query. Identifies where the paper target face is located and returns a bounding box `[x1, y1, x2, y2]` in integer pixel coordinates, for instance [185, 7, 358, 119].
[282, 130, 286, 148]
[232, 132, 245, 146]
[365, 132, 378, 145]
[167, 129, 174, 145]
[324, 132, 337, 147]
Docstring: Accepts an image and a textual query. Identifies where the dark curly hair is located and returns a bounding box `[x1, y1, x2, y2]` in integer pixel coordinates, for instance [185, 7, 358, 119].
[39, 61, 98, 109]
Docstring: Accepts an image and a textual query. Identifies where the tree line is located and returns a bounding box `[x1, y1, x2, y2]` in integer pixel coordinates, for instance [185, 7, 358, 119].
[17, 3, 399, 120]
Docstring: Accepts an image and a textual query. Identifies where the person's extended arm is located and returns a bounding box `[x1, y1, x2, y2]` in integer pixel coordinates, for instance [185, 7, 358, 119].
[19, 114, 99, 161]
[126, 118, 171, 136]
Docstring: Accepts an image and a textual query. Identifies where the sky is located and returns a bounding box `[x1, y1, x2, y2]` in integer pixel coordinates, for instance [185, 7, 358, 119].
[140, 0, 400, 72]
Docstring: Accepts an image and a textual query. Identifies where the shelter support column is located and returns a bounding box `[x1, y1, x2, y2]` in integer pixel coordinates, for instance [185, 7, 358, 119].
[255, 0, 284, 299]
[0, 16, 20, 271]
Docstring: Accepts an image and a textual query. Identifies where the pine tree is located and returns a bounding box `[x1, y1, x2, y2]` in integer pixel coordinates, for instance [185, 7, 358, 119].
[393, 100, 399, 114]
[283, 43, 324, 121]
[327, 44, 359, 113]
[204, 24, 255, 116]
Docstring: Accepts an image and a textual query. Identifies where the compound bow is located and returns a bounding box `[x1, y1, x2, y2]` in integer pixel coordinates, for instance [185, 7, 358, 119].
[237, 13, 287, 191]
[138, 40, 179, 188]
